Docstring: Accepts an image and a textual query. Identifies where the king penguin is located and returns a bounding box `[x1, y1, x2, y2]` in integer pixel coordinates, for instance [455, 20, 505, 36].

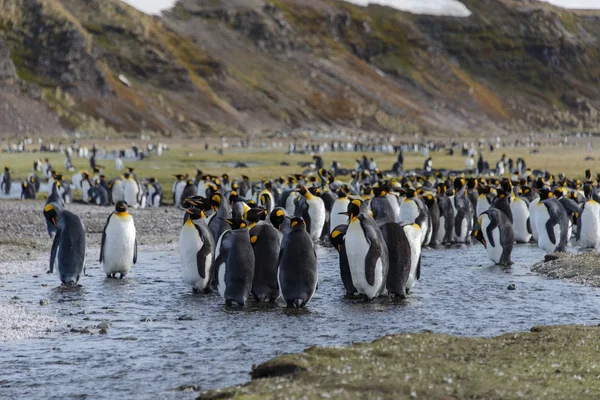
[214, 219, 255, 306]
[278, 217, 318, 308]
[342, 199, 389, 300]
[379, 221, 420, 298]
[450, 178, 473, 244]
[100, 201, 137, 279]
[329, 225, 357, 297]
[44, 203, 86, 286]
[179, 208, 215, 293]
[249, 214, 281, 302]
[295, 185, 326, 242]
[536, 188, 569, 253]
[576, 184, 600, 249]
[330, 187, 351, 235]
[473, 209, 514, 265]
[123, 172, 140, 209]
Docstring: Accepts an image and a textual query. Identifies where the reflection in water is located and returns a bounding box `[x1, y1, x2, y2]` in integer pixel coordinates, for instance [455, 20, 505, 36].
[2, 243, 600, 399]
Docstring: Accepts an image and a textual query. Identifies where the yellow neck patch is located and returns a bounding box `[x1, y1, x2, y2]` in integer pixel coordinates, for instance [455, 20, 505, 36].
[115, 212, 130, 218]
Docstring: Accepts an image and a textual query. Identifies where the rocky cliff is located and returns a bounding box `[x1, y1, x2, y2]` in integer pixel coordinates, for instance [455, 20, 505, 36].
[0, 0, 598, 137]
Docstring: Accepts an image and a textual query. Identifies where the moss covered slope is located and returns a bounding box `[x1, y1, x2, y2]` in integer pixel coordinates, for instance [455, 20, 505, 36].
[201, 325, 600, 400]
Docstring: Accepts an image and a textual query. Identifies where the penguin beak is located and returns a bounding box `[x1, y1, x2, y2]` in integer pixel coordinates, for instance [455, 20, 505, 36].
[185, 209, 193, 214]
[51, 217, 57, 226]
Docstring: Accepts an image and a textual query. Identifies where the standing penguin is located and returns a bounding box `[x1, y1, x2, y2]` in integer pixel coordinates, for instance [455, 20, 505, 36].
[179, 208, 215, 293]
[147, 178, 163, 208]
[421, 193, 440, 245]
[510, 190, 532, 244]
[249, 218, 281, 302]
[208, 192, 233, 243]
[123, 172, 140, 209]
[329, 225, 357, 297]
[43, 203, 86, 286]
[473, 209, 514, 265]
[436, 184, 454, 244]
[399, 188, 430, 245]
[214, 219, 255, 306]
[295, 185, 326, 242]
[180, 180, 197, 208]
[173, 174, 186, 207]
[536, 188, 569, 253]
[450, 178, 473, 244]
[379, 221, 420, 298]
[342, 199, 389, 300]
[278, 217, 318, 308]
[371, 186, 395, 222]
[476, 186, 495, 219]
[21, 181, 36, 200]
[1, 166, 11, 195]
[576, 185, 600, 249]
[330, 187, 351, 235]
[100, 201, 137, 279]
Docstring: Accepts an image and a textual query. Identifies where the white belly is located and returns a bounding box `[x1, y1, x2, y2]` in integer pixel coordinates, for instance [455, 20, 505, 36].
[112, 182, 125, 203]
[102, 217, 136, 276]
[81, 181, 91, 203]
[196, 182, 206, 197]
[215, 231, 229, 299]
[579, 203, 600, 248]
[179, 224, 211, 290]
[345, 221, 384, 299]
[285, 192, 298, 216]
[330, 198, 350, 233]
[175, 183, 185, 206]
[307, 197, 326, 241]
[403, 224, 422, 289]
[511, 199, 531, 243]
[480, 215, 502, 264]
[436, 216, 446, 243]
[124, 181, 139, 208]
[476, 196, 490, 218]
[399, 200, 419, 223]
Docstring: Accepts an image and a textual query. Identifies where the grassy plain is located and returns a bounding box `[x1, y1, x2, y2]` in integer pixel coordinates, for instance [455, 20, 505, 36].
[2, 142, 598, 187]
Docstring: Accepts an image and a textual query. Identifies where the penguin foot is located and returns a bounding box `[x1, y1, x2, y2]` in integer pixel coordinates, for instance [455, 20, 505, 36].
[192, 288, 200, 294]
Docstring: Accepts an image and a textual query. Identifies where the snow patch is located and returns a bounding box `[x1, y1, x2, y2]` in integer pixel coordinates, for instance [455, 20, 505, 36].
[345, 0, 472, 17]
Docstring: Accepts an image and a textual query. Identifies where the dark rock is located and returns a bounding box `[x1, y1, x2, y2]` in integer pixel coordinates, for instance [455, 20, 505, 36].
[39, 298, 49, 306]
[178, 315, 193, 321]
[507, 284, 516, 290]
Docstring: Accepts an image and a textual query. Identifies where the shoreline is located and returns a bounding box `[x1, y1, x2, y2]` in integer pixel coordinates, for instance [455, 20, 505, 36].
[531, 252, 600, 287]
[200, 324, 600, 399]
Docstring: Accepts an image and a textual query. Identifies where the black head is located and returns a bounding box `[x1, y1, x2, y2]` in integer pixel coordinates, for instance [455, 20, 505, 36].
[373, 187, 387, 197]
[174, 174, 185, 180]
[246, 207, 267, 223]
[210, 193, 222, 208]
[329, 225, 348, 252]
[43, 203, 60, 227]
[537, 187, 553, 200]
[501, 179, 512, 193]
[270, 208, 286, 230]
[289, 217, 306, 230]
[115, 201, 128, 213]
[453, 177, 466, 191]
[496, 189, 508, 200]
[185, 208, 206, 221]
[421, 193, 435, 207]
[295, 185, 308, 196]
[223, 218, 249, 230]
[124, 172, 131, 179]
[342, 199, 362, 222]
[472, 227, 486, 248]
[553, 187, 565, 199]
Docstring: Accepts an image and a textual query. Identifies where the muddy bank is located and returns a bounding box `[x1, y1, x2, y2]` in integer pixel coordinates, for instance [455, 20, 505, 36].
[0, 200, 182, 275]
[532, 252, 600, 287]
[200, 325, 600, 400]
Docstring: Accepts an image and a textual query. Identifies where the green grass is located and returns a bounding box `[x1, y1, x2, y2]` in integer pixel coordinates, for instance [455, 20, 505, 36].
[2, 143, 600, 194]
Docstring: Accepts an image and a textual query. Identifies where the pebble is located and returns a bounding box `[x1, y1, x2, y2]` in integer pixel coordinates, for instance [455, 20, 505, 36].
[39, 298, 49, 306]
[97, 321, 111, 330]
[178, 315, 193, 321]
[507, 284, 516, 290]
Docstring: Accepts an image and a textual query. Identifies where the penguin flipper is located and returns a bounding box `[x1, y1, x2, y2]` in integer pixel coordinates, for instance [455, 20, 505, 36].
[195, 225, 213, 280]
[484, 215, 498, 248]
[416, 254, 422, 281]
[361, 220, 382, 287]
[49, 230, 61, 274]
[545, 219, 557, 245]
[133, 238, 138, 264]
[526, 217, 532, 235]
[99, 213, 112, 263]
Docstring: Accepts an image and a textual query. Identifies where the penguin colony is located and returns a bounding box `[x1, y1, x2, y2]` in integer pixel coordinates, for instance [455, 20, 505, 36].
[23, 159, 600, 307]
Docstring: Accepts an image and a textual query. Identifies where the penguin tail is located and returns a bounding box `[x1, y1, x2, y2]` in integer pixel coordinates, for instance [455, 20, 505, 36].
[293, 298, 304, 308]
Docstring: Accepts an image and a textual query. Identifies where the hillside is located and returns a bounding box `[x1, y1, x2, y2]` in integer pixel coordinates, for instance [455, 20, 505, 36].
[0, 0, 598, 138]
